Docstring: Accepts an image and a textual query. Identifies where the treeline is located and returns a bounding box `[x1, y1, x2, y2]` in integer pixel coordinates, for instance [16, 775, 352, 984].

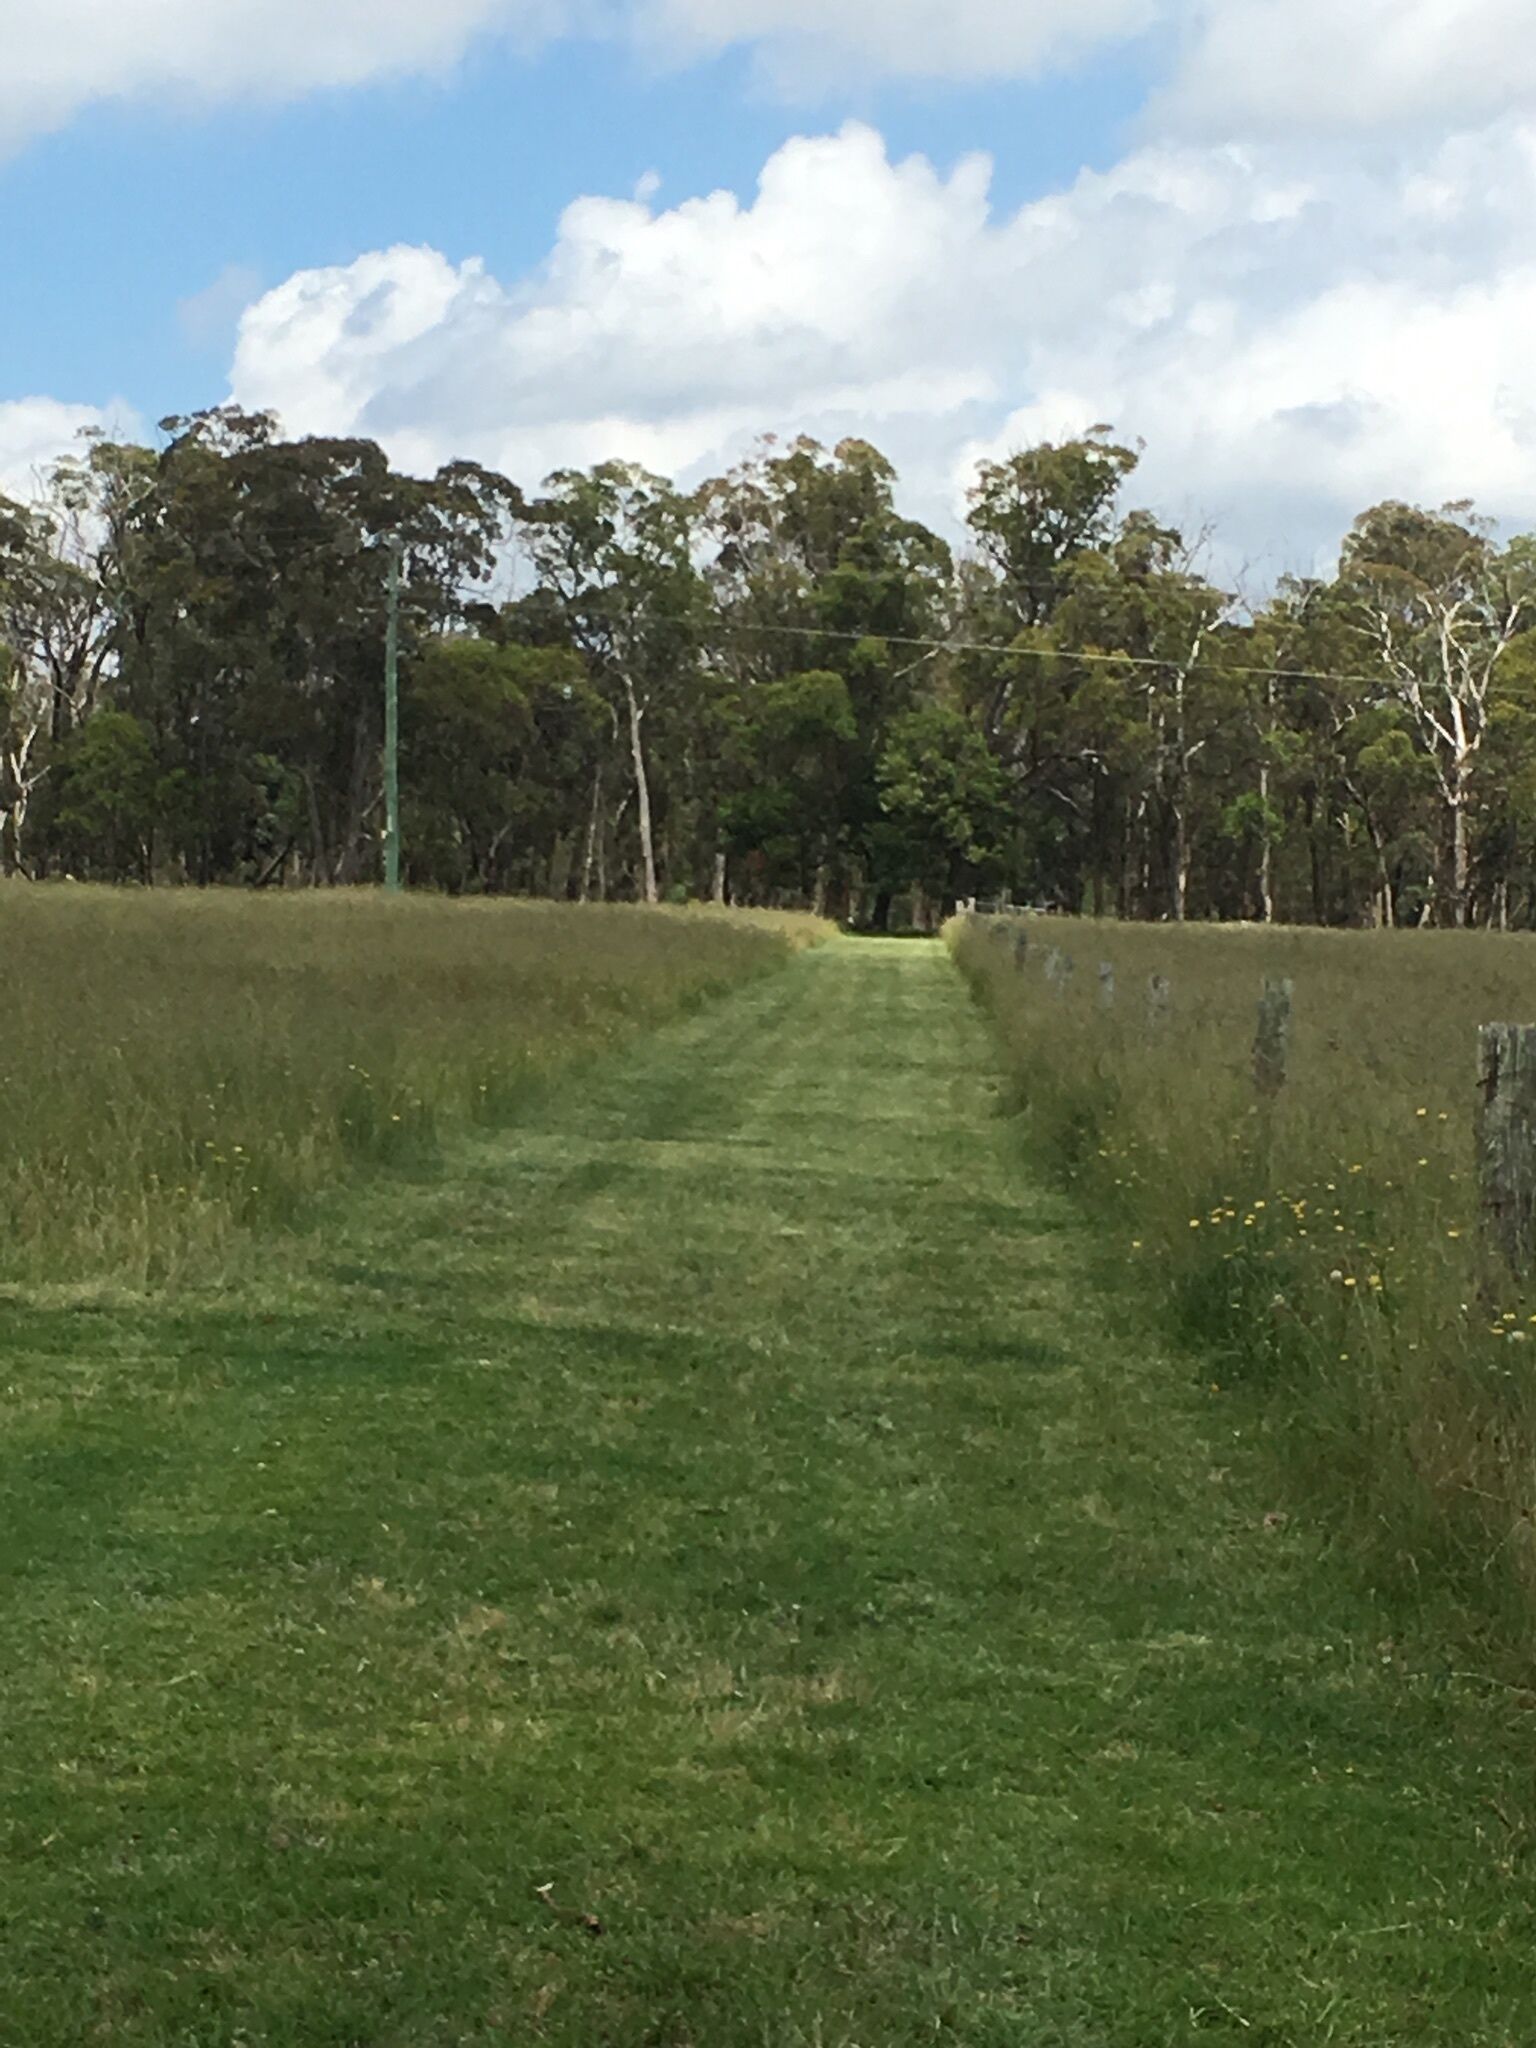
[2, 408, 1534, 926]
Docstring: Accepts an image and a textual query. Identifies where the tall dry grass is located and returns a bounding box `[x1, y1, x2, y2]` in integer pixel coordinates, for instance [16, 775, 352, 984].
[0, 888, 823, 1287]
[953, 913, 1536, 1644]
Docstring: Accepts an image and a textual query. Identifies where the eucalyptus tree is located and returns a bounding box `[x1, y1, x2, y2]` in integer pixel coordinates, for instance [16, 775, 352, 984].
[876, 703, 1010, 913]
[0, 505, 51, 872]
[99, 409, 518, 884]
[0, 446, 128, 749]
[698, 435, 951, 918]
[520, 463, 704, 904]
[965, 429, 1141, 632]
[0, 448, 138, 871]
[402, 635, 599, 895]
[1044, 511, 1230, 919]
[1342, 502, 1534, 926]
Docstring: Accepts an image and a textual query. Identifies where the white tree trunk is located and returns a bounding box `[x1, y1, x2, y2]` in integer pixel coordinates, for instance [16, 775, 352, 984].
[1173, 803, 1190, 923]
[1259, 678, 1275, 923]
[624, 676, 659, 905]
[579, 764, 602, 903]
[1449, 766, 1470, 928]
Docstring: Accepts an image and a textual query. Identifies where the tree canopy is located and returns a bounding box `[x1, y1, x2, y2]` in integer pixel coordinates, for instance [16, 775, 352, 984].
[4, 410, 1535, 928]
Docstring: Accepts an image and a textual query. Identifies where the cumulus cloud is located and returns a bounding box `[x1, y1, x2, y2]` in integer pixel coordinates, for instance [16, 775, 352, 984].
[229, 127, 1002, 496]
[221, 119, 1536, 580]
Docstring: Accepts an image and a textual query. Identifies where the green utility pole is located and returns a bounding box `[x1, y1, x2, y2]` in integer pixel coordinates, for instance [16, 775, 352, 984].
[384, 541, 403, 893]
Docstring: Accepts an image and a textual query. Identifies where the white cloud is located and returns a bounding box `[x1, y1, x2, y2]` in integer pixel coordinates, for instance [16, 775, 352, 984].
[3, 0, 1534, 151]
[1165, 0, 1536, 138]
[652, 0, 1536, 133]
[229, 126, 1002, 496]
[0, 0, 1158, 149]
[221, 118, 1536, 580]
[0, 398, 128, 504]
[0, 0, 569, 151]
[635, 0, 1159, 86]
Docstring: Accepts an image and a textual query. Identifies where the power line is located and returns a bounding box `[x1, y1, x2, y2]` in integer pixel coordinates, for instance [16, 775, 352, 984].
[6, 511, 1438, 693]
[718, 618, 1411, 693]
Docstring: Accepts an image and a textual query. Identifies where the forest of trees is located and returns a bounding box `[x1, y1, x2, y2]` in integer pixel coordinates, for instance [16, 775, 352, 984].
[3, 406, 1535, 928]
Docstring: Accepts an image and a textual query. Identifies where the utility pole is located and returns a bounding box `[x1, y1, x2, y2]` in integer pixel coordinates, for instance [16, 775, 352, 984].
[384, 540, 403, 893]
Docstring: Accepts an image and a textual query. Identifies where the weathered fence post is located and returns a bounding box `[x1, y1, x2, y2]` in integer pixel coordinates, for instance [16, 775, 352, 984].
[1253, 977, 1293, 1099]
[1042, 946, 1074, 993]
[1478, 1024, 1536, 1274]
[1098, 962, 1115, 1011]
[1146, 974, 1171, 1034]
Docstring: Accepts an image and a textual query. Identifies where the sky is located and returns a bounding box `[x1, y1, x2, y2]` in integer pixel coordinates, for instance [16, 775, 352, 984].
[2, 0, 1535, 586]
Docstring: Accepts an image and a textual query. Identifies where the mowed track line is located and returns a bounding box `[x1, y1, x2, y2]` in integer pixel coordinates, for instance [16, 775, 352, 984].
[0, 938, 1530, 2046]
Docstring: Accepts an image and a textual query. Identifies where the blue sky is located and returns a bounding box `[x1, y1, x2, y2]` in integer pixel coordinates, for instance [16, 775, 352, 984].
[0, 36, 1152, 426]
[2, 1, 1534, 576]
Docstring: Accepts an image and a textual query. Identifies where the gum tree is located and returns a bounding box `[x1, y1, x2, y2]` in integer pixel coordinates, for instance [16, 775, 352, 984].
[521, 464, 704, 904]
[1343, 502, 1534, 926]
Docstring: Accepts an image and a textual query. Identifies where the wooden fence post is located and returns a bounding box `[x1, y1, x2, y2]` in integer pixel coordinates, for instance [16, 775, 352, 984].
[1043, 946, 1074, 992]
[1146, 974, 1171, 1034]
[1098, 962, 1115, 1011]
[1254, 977, 1293, 1099]
[1478, 1024, 1536, 1274]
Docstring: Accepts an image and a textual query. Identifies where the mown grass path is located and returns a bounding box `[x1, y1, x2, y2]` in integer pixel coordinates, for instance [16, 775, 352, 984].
[3, 938, 1532, 2045]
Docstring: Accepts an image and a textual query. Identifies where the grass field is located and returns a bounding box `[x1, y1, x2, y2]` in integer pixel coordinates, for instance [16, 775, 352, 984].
[0, 888, 821, 1288]
[3, 929, 1535, 2044]
[952, 913, 1536, 1653]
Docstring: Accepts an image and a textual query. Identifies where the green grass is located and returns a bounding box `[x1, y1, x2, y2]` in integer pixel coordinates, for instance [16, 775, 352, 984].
[0, 888, 821, 1286]
[951, 913, 1536, 1647]
[3, 936, 1533, 2044]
